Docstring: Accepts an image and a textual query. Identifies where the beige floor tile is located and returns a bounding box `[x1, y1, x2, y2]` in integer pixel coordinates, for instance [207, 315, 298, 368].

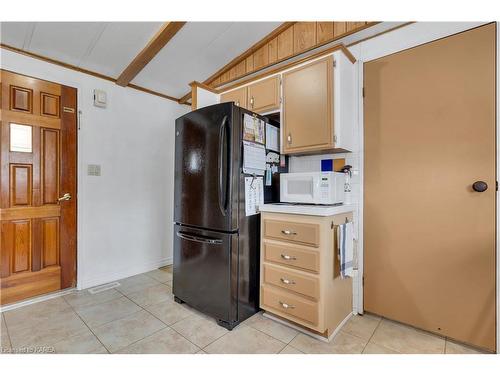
[73, 296, 142, 328]
[145, 269, 173, 284]
[362, 342, 400, 354]
[4, 297, 70, 330]
[64, 288, 123, 308]
[170, 313, 228, 348]
[445, 340, 487, 354]
[204, 325, 286, 354]
[279, 345, 304, 354]
[341, 313, 381, 340]
[244, 312, 298, 344]
[53, 329, 108, 354]
[1, 313, 11, 352]
[370, 319, 445, 354]
[118, 327, 199, 354]
[160, 265, 173, 273]
[116, 274, 161, 296]
[126, 284, 173, 307]
[289, 331, 367, 354]
[92, 310, 165, 353]
[7, 307, 88, 349]
[145, 299, 194, 325]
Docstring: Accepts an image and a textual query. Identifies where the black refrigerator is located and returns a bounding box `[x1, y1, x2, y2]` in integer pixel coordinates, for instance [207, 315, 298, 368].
[173, 102, 277, 330]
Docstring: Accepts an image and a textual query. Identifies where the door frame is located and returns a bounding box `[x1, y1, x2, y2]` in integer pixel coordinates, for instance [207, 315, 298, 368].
[352, 21, 499, 352]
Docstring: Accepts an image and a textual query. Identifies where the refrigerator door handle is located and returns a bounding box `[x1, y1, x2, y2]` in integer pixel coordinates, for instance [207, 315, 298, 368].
[176, 231, 223, 245]
[218, 115, 230, 216]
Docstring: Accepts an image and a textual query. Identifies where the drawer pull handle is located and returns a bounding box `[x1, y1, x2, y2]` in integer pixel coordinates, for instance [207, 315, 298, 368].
[279, 301, 295, 309]
[281, 229, 297, 235]
[280, 254, 297, 261]
[280, 277, 296, 285]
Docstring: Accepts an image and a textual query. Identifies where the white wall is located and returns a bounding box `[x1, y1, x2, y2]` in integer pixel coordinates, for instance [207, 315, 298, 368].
[0, 48, 189, 289]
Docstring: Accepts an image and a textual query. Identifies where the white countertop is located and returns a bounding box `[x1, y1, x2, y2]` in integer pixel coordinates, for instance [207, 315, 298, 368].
[258, 203, 357, 217]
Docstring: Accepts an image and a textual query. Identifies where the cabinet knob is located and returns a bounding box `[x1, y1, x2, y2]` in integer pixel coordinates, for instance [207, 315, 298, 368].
[250, 96, 254, 108]
[235, 100, 240, 107]
[281, 254, 297, 261]
[287, 134, 292, 144]
[472, 181, 488, 192]
[281, 229, 297, 235]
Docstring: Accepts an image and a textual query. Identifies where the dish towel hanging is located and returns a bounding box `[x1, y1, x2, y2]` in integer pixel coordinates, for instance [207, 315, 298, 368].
[339, 222, 354, 279]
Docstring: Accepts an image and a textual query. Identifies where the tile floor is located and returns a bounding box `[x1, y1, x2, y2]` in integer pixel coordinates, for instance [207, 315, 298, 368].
[0, 266, 489, 354]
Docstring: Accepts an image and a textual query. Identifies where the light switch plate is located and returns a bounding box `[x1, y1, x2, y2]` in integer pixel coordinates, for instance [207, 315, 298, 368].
[87, 164, 101, 176]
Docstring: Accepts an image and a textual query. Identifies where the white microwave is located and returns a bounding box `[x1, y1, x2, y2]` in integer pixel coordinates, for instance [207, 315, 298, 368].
[280, 172, 345, 205]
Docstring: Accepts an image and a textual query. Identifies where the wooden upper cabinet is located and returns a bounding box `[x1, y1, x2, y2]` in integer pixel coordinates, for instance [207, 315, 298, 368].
[247, 75, 280, 114]
[220, 86, 248, 109]
[282, 56, 334, 154]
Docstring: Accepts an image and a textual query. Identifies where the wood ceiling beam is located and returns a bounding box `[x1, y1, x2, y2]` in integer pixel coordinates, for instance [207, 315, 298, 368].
[116, 21, 186, 87]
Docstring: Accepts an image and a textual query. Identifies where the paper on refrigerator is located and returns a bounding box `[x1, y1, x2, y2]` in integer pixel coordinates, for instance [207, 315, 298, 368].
[243, 141, 266, 176]
[244, 176, 264, 216]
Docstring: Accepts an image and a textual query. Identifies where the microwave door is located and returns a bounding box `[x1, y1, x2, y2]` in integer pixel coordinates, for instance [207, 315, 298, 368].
[283, 176, 317, 203]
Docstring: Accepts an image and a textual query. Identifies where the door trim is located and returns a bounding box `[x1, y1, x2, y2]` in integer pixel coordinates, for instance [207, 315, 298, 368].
[352, 21, 498, 352]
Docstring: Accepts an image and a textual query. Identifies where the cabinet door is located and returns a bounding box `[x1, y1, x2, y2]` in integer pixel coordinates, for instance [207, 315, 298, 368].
[247, 76, 280, 114]
[282, 57, 334, 154]
[220, 86, 248, 109]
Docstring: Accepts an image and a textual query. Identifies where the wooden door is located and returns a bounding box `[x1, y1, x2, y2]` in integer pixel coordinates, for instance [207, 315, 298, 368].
[282, 57, 333, 154]
[247, 75, 280, 114]
[364, 24, 496, 351]
[220, 86, 248, 109]
[0, 70, 77, 305]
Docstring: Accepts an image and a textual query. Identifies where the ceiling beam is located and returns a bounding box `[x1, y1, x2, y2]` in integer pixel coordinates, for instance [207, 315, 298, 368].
[116, 21, 186, 87]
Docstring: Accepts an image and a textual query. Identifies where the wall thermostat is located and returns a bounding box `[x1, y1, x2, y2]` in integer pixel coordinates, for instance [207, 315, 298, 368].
[93, 89, 107, 108]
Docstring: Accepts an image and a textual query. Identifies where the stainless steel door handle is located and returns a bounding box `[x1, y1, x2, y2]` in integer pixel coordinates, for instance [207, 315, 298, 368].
[279, 301, 295, 309]
[58, 193, 72, 201]
[281, 229, 297, 235]
[177, 231, 223, 245]
[280, 277, 295, 285]
[280, 254, 297, 261]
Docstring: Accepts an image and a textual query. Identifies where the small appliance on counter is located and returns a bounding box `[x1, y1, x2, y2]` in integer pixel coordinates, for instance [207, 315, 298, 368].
[280, 171, 345, 205]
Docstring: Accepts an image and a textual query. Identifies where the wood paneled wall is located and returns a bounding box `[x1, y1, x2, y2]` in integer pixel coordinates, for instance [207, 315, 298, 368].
[209, 22, 372, 88]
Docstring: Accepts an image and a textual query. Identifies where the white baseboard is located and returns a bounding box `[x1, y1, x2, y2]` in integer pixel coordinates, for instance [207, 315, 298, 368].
[77, 256, 173, 290]
[263, 311, 353, 343]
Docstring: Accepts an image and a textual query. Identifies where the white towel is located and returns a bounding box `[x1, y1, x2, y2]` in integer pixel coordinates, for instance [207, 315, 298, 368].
[339, 222, 354, 279]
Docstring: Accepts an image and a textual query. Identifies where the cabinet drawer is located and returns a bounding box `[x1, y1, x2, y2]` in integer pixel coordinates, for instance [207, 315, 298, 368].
[263, 219, 319, 247]
[261, 285, 318, 325]
[263, 263, 319, 300]
[264, 241, 320, 273]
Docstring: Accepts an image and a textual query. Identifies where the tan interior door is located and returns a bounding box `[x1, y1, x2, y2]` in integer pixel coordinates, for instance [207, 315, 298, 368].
[364, 24, 496, 351]
[0, 70, 77, 305]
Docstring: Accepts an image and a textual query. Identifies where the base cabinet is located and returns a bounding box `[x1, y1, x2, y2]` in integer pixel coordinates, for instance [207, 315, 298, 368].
[260, 211, 353, 337]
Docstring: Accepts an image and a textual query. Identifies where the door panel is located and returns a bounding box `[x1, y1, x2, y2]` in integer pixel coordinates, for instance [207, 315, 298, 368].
[172, 224, 238, 322]
[174, 103, 239, 232]
[247, 76, 280, 114]
[363, 24, 496, 351]
[220, 87, 248, 109]
[282, 56, 333, 153]
[0, 70, 77, 305]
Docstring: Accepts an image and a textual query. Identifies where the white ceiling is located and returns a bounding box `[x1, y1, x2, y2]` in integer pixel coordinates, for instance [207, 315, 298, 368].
[0, 21, 281, 98]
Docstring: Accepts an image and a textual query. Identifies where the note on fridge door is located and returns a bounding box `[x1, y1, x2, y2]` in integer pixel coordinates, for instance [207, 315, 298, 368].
[243, 141, 266, 175]
[265, 123, 279, 152]
[245, 176, 264, 216]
